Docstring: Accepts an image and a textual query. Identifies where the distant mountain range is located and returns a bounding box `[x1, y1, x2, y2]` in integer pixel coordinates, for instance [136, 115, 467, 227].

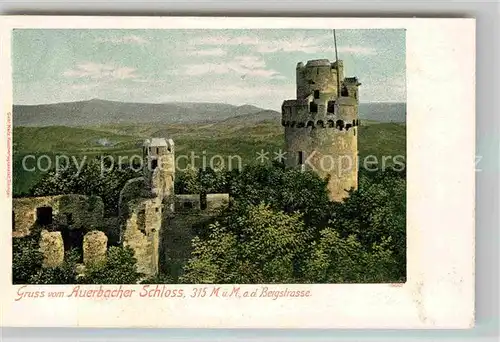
[13, 99, 406, 127]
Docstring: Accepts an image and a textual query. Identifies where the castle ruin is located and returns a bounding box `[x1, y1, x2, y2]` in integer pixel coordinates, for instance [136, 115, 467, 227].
[12, 57, 361, 281]
[282, 59, 361, 201]
[12, 138, 229, 279]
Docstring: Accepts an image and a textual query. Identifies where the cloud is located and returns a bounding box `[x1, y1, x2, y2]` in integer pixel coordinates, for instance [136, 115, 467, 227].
[192, 35, 260, 46]
[257, 42, 376, 55]
[188, 48, 227, 57]
[63, 62, 139, 80]
[70, 83, 98, 90]
[192, 34, 376, 55]
[337, 46, 377, 55]
[180, 55, 284, 79]
[97, 35, 149, 45]
[359, 73, 406, 102]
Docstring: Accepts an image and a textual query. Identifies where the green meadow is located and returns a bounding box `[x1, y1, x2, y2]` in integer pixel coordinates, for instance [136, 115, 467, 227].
[13, 120, 406, 195]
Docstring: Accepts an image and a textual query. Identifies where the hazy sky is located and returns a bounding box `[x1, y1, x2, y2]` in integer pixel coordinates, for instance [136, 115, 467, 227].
[13, 29, 405, 110]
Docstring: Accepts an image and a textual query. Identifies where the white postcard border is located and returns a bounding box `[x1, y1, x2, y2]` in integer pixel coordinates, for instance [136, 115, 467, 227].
[0, 16, 475, 329]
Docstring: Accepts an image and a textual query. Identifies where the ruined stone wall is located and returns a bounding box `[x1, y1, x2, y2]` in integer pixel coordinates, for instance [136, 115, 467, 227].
[174, 194, 201, 212]
[206, 194, 230, 212]
[122, 197, 162, 276]
[39, 230, 64, 267]
[12, 195, 104, 238]
[83, 230, 108, 267]
[174, 193, 229, 213]
[144, 139, 175, 201]
[26, 228, 110, 270]
[160, 193, 230, 278]
[12, 194, 118, 273]
[118, 177, 145, 233]
[150, 166, 175, 202]
[119, 138, 176, 278]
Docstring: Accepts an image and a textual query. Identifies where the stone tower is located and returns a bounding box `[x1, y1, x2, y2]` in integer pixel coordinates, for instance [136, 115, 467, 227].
[282, 59, 361, 202]
[143, 138, 175, 203]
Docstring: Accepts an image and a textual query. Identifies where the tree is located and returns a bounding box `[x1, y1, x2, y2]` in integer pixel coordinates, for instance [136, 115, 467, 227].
[228, 163, 332, 223]
[177, 163, 333, 231]
[80, 246, 143, 284]
[29, 157, 140, 216]
[13, 235, 80, 285]
[175, 166, 232, 194]
[180, 203, 310, 284]
[303, 229, 397, 283]
[28, 249, 80, 285]
[12, 235, 43, 284]
[178, 163, 406, 284]
[329, 168, 406, 279]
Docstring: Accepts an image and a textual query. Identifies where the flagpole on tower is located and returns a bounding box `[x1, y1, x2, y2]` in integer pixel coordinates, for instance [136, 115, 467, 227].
[333, 29, 341, 98]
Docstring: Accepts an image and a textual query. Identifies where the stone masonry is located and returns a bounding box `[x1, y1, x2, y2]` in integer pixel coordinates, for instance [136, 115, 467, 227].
[12, 194, 104, 238]
[39, 230, 64, 268]
[282, 59, 361, 202]
[14, 59, 360, 279]
[12, 136, 230, 280]
[83, 230, 108, 267]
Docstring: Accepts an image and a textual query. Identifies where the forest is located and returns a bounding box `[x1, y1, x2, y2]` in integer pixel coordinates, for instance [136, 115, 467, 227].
[13, 158, 406, 284]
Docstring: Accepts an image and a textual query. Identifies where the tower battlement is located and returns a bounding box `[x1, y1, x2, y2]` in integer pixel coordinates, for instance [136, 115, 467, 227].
[296, 59, 345, 99]
[282, 59, 361, 202]
[281, 118, 360, 131]
[282, 94, 359, 124]
[143, 138, 175, 201]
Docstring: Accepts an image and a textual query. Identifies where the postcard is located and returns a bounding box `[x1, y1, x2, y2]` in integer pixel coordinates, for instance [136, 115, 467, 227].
[0, 16, 475, 328]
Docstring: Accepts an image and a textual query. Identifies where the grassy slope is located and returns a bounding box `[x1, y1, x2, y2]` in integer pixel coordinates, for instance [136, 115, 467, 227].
[13, 120, 406, 195]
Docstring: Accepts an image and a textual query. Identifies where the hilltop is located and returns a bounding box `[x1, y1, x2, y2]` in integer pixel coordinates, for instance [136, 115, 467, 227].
[12, 99, 275, 127]
[13, 99, 406, 127]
